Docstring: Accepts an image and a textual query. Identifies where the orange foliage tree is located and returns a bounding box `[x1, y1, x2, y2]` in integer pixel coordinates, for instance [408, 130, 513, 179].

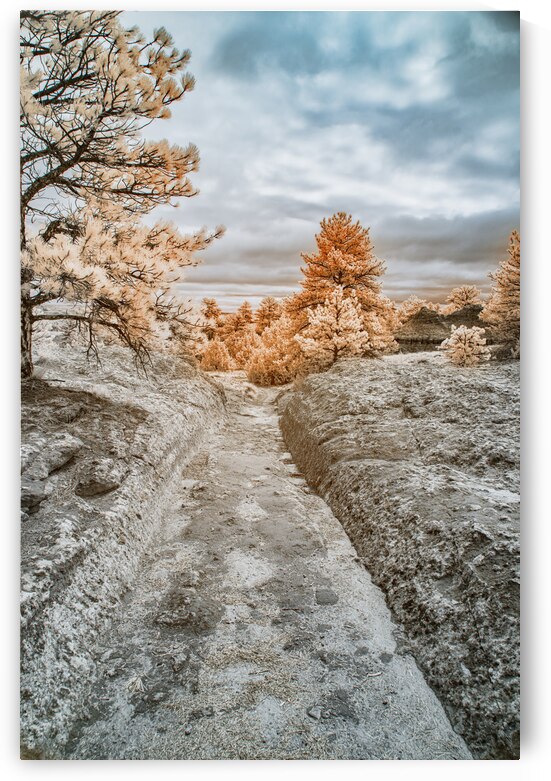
[201, 297, 223, 340]
[482, 230, 520, 355]
[255, 296, 283, 334]
[287, 212, 396, 352]
[246, 313, 304, 386]
[200, 338, 234, 371]
[212, 300, 260, 368]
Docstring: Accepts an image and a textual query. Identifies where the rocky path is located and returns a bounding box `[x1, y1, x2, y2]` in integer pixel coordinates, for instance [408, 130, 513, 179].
[65, 373, 471, 760]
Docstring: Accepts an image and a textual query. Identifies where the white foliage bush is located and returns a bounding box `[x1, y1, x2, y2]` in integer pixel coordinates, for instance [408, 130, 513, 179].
[439, 325, 491, 367]
[295, 287, 371, 368]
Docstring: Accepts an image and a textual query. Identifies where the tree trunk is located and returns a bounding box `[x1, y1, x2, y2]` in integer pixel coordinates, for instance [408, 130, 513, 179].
[21, 290, 33, 379]
[21, 204, 34, 378]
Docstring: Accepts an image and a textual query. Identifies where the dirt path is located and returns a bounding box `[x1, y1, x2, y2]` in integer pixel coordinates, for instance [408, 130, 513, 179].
[65, 373, 471, 760]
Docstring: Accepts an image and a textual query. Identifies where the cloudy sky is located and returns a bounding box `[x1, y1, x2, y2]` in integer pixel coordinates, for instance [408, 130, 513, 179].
[124, 10, 520, 309]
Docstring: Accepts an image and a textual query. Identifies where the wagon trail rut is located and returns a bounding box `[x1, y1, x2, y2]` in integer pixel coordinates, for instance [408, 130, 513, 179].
[66, 372, 471, 760]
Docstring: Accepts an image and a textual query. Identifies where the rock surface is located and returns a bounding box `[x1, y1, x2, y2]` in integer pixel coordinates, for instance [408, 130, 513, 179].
[395, 304, 490, 352]
[279, 353, 520, 759]
[20, 325, 226, 757]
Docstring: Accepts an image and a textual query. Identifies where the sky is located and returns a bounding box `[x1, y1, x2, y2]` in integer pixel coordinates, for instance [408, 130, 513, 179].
[124, 10, 520, 310]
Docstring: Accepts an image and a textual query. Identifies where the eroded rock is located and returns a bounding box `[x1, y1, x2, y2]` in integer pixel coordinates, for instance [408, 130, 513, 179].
[75, 458, 128, 497]
[23, 433, 83, 480]
[21, 477, 49, 514]
[20, 325, 226, 757]
[315, 588, 339, 605]
[280, 354, 519, 759]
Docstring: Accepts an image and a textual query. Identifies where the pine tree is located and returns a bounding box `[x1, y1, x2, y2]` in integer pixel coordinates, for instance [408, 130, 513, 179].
[294, 287, 371, 369]
[375, 296, 401, 351]
[201, 298, 223, 322]
[445, 285, 483, 313]
[481, 230, 520, 355]
[22, 215, 220, 369]
[214, 300, 253, 358]
[216, 301, 253, 343]
[254, 296, 283, 334]
[225, 324, 262, 369]
[439, 325, 491, 367]
[201, 297, 223, 340]
[236, 300, 254, 326]
[287, 212, 396, 352]
[20, 11, 223, 376]
[288, 212, 384, 316]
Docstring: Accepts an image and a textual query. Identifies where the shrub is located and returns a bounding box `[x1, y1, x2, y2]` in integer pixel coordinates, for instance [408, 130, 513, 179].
[200, 339, 234, 371]
[246, 315, 304, 385]
[439, 325, 491, 367]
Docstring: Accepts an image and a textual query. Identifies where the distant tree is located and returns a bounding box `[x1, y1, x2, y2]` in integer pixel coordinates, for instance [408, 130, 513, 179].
[201, 297, 223, 340]
[201, 297, 223, 322]
[236, 300, 254, 326]
[439, 325, 491, 367]
[20, 11, 223, 376]
[445, 285, 483, 313]
[225, 324, 262, 369]
[481, 230, 520, 355]
[375, 296, 401, 350]
[287, 212, 396, 352]
[214, 299, 256, 354]
[397, 295, 438, 322]
[200, 338, 234, 371]
[216, 312, 239, 340]
[254, 296, 283, 334]
[217, 301, 253, 344]
[295, 287, 371, 368]
[216, 300, 254, 341]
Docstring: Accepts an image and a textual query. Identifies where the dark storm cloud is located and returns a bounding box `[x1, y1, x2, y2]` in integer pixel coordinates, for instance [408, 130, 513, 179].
[124, 10, 520, 308]
[374, 208, 518, 268]
[211, 12, 332, 77]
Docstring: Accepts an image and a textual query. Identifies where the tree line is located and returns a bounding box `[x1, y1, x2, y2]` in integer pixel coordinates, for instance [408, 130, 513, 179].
[198, 220, 520, 380]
